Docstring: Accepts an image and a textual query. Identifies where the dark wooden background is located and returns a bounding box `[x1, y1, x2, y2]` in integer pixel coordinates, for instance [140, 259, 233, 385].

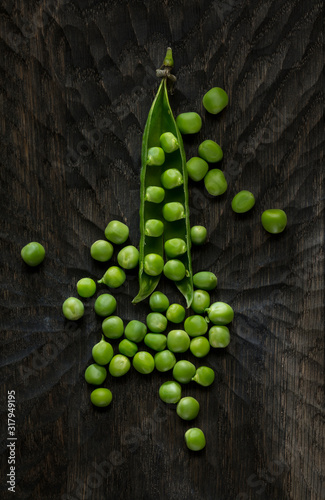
[1, 1, 324, 499]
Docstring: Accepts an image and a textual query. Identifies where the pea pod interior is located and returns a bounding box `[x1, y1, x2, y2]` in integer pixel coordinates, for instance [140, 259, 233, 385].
[133, 76, 193, 306]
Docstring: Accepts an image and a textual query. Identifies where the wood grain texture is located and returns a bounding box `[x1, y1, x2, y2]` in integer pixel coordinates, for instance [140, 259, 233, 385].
[0, 1, 323, 499]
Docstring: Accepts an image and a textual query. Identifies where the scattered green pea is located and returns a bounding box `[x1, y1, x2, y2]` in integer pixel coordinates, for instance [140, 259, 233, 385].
[184, 428, 206, 451]
[209, 325, 230, 347]
[161, 168, 183, 189]
[186, 157, 209, 182]
[133, 351, 155, 374]
[231, 190, 255, 213]
[198, 140, 223, 163]
[164, 238, 187, 258]
[192, 366, 215, 386]
[190, 336, 210, 358]
[261, 209, 287, 234]
[118, 339, 138, 357]
[160, 132, 179, 153]
[146, 312, 167, 333]
[193, 271, 217, 291]
[21, 242, 46, 267]
[124, 320, 147, 343]
[117, 245, 139, 269]
[154, 350, 176, 372]
[62, 297, 84, 321]
[90, 388, 112, 408]
[176, 396, 200, 420]
[190, 226, 207, 245]
[109, 354, 131, 377]
[191, 290, 210, 314]
[166, 303, 186, 323]
[202, 87, 228, 114]
[143, 253, 164, 276]
[162, 202, 185, 222]
[92, 338, 114, 365]
[149, 292, 170, 312]
[84, 364, 107, 385]
[147, 146, 165, 166]
[77, 278, 96, 298]
[98, 266, 126, 288]
[145, 219, 164, 237]
[144, 333, 167, 351]
[204, 169, 227, 196]
[176, 112, 202, 134]
[184, 315, 208, 337]
[94, 294, 117, 317]
[159, 381, 182, 404]
[173, 360, 196, 384]
[104, 220, 129, 245]
[90, 240, 113, 262]
[145, 186, 166, 204]
[102, 316, 124, 339]
[163, 259, 186, 281]
[206, 302, 234, 325]
[167, 330, 190, 353]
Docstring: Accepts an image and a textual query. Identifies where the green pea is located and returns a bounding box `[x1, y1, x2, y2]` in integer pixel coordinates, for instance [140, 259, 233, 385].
[231, 190, 255, 213]
[92, 338, 114, 365]
[190, 337, 210, 358]
[147, 146, 165, 166]
[204, 169, 227, 196]
[98, 266, 126, 288]
[202, 87, 228, 114]
[206, 302, 234, 325]
[21, 241, 46, 267]
[143, 253, 164, 276]
[184, 428, 206, 451]
[261, 209, 287, 234]
[166, 303, 186, 323]
[209, 325, 230, 347]
[145, 219, 164, 237]
[198, 140, 223, 163]
[161, 168, 183, 189]
[164, 259, 186, 281]
[191, 290, 210, 314]
[176, 112, 202, 134]
[109, 354, 131, 377]
[145, 186, 165, 204]
[159, 381, 182, 404]
[164, 238, 187, 258]
[102, 316, 124, 339]
[85, 363, 107, 385]
[154, 350, 176, 372]
[167, 330, 190, 353]
[118, 339, 138, 357]
[193, 271, 217, 291]
[176, 396, 200, 420]
[77, 278, 96, 298]
[144, 333, 167, 351]
[160, 132, 179, 153]
[90, 388, 112, 408]
[62, 297, 84, 321]
[94, 294, 116, 317]
[90, 240, 113, 262]
[186, 157, 209, 182]
[133, 351, 155, 374]
[190, 226, 207, 245]
[162, 202, 185, 222]
[149, 291, 170, 312]
[146, 312, 167, 333]
[104, 220, 129, 245]
[184, 315, 208, 337]
[117, 245, 139, 269]
[172, 360, 196, 384]
[192, 366, 215, 386]
[124, 320, 147, 343]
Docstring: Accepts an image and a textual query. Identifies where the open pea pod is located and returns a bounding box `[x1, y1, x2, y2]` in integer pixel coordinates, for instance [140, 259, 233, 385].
[132, 49, 193, 307]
